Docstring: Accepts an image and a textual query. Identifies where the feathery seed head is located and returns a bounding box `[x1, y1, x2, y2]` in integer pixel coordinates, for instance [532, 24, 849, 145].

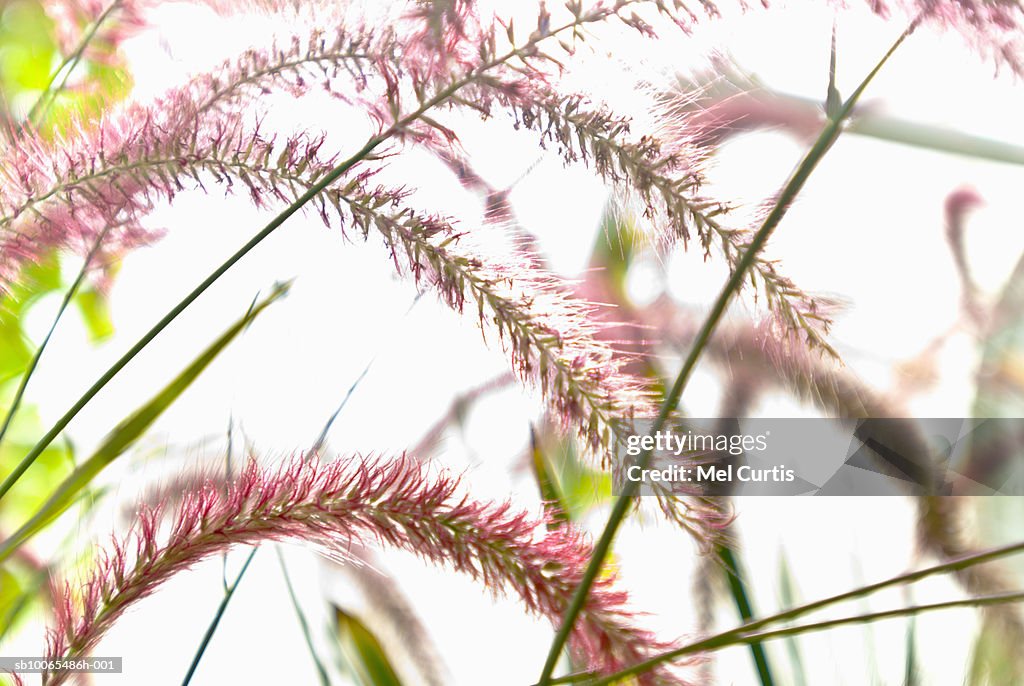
[42, 456, 692, 684]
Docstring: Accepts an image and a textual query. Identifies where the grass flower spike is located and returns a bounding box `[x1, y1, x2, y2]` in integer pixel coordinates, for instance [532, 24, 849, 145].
[41, 456, 686, 685]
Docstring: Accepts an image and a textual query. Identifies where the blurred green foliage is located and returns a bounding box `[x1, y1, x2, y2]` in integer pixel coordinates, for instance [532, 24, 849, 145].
[0, 283, 290, 564]
[0, 0, 133, 656]
[532, 423, 612, 522]
[0, 256, 62, 385]
[0, 0, 57, 107]
[0, 0, 130, 526]
[0, 255, 75, 522]
[0, 0, 130, 129]
[334, 606, 406, 686]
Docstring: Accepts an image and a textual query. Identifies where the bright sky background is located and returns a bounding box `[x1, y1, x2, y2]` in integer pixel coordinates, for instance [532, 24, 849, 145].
[6, 1, 1024, 684]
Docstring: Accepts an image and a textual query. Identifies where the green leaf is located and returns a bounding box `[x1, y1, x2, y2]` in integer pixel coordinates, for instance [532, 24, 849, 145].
[550, 432, 612, 521]
[0, 436, 73, 524]
[967, 619, 1023, 686]
[589, 205, 639, 300]
[74, 287, 115, 342]
[0, 255, 64, 383]
[0, 565, 51, 642]
[277, 548, 331, 686]
[530, 425, 570, 529]
[0, 282, 290, 563]
[0, 1, 57, 95]
[333, 606, 405, 686]
[718, 544, 777, 686]
[0, 567, 23, 625]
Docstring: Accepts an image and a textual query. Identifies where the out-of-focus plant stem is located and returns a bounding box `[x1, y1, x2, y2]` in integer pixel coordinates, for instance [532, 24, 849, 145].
[690, 73, 1024, 166]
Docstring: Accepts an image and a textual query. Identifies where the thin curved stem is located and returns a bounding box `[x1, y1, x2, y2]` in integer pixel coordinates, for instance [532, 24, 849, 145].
[27, 0, 123, 128]
[574, 591, 1024, 686]
[535, 18, 919, 686]
[0, 226, 111, 449]
[545, 536, 1024, 685]
[180, 547, 257, 686]
[276, 547, 332, 686]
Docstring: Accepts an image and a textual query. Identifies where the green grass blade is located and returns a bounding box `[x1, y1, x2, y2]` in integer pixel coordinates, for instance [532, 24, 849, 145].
[334, 605, 405, 686]
[848, 115, 1024, 166]
[0, 229, 111, 451]
[0, 282, 289, 563]
[311, 292, 421, 454]
[718, 544, 776, 686]
[277, 547, 332, 686]
[74, 286, 116, 343]
[181, 547, 257, 686]
[535, 18, 920, 686]
[530, 425, 570, 530]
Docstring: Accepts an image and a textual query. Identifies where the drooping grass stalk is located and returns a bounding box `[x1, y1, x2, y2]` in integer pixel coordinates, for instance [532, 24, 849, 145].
[27, 0, 123, 129]
[182, 310, 416, 686]
[0, 141, 369, 503]
[570, 591, 1024, 686]
[180, 546, 257, 686]
[193, 37, 375, 116]
[0, 5, 642, 506]
[692, 75, 1024, 166]
[44, 456, 674, 684]
[0, 225, 111, 450]
[535, 19, 920, 685]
